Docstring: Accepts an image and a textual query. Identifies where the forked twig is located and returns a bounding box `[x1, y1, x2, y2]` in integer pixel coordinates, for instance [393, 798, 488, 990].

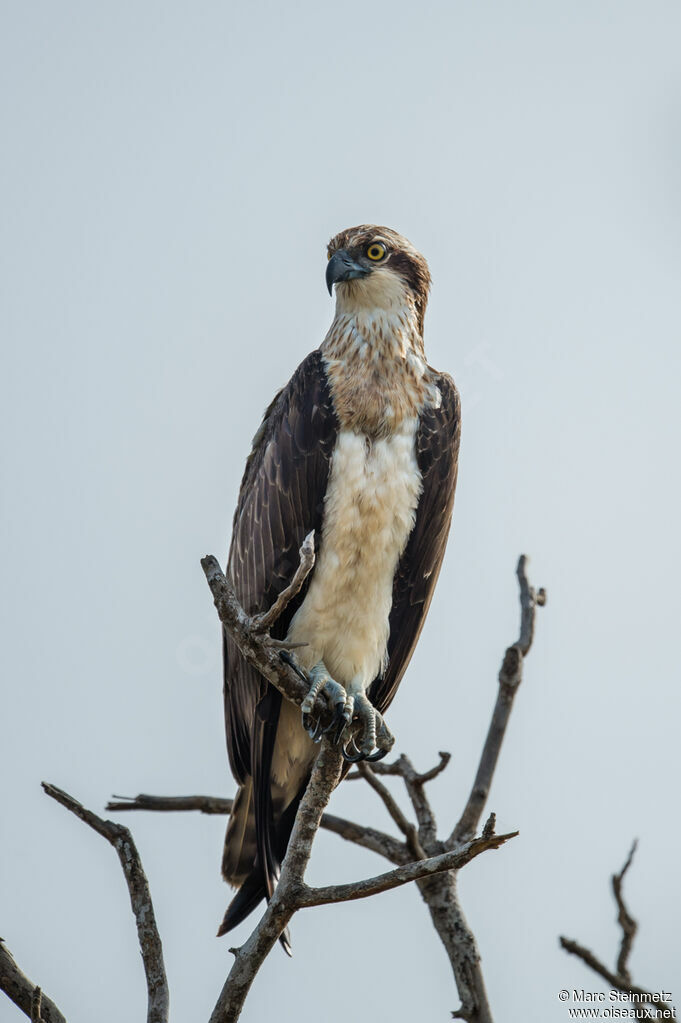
[0, 942, 66, 1023]
[450, 555, 545, 845]
[560, 843, 675, 1020]
[42, 784, 169, 1023]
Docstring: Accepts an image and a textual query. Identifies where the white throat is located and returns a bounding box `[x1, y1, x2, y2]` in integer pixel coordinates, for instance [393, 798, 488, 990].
[325, 271, 423, 361]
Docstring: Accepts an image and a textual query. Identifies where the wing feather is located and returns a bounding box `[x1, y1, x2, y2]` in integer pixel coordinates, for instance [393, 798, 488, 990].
[222, 348, 337, 873]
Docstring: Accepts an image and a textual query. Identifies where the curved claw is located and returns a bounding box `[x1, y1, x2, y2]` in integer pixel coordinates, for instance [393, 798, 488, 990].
[342, 741, 390, 763]
[365, 747, 390, 762]
[342, 743, 366, 763]
[323, 701, 350, 745]
[311, 719, 324, 742]
[280, 650, 309, 684]
[302, 713, 324, 742]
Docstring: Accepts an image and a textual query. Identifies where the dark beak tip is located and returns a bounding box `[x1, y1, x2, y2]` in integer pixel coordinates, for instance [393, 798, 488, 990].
[326, 248, 369, 296]
[325, 256, 337, 297]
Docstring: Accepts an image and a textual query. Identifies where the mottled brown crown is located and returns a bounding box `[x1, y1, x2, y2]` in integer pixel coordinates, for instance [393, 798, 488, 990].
[327, 225, 431, 335]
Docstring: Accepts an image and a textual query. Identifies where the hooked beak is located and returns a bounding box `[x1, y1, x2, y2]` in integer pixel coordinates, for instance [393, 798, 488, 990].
[326, 249, 370, 295]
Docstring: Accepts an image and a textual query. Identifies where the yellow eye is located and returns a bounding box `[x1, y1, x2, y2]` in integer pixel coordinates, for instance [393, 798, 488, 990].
[366, 242, 386, 261]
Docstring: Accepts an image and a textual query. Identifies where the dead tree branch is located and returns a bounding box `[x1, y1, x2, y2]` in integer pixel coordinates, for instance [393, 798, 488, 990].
[356, 761, 426, 858]
[451, 554, 545, 844]
[613, 839, 638, 981]
[0, 941, 66, 1023]
[205, 735, 513, 1023]
[111, 554, 543, 1023]
[30, 986, 42, 1023]
[107, 793, 408, 865]
[560, 843, 675, 1019]
[345, 751, 493, 1022]
[249, 530, 315, 634]
[108, 793, 234, 815]
[298, 830, 517, 907]
[197, 548, 540, 1022]
[200, 539, 330, 717]
[330, 557, 544, 1022]
[208, 741, 344, 1023]
[1, 553, 542, 1023]
[317, 812, 408, 864]
[41, 784, 169, 1023]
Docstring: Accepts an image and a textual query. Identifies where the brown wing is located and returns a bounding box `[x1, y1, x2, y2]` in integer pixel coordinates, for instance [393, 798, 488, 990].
[224, 349, 337, 782]
[369, 372, 461, 713]
[221, 349, 337, 934]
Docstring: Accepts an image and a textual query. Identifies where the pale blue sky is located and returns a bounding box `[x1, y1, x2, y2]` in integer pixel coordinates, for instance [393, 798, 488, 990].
[2, 2, 680, 1020]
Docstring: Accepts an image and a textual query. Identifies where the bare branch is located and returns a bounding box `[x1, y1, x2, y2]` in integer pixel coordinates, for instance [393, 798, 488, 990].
[347, 751, 452, 784]
[201, 541, 340, 728]
[387, 754, 441, 845]
[416, 871, 493, 1023]
[357, 762, 426, 859]
[0, 941, 67, 1023]
[148, 554, 540, 1022]
[318, 812, 408, 865]
[516, 553, 546, 655]
[206, 743, 511, 1020]
[107, 793, 234, 815]
[450, 555, 545, 845]
[209, 742, 344, 1023]
[560, 843, 675, 1020]
[250, 531, 315, 633]
[106, 792, 407, 864]
[481, 813, 496, 840]
[30, 987, 42, 1023]
[613, 839, 638, 981]
[416, 751, 452, 784]
[353, 754, 442, 846]
[299, 830, 518, 907]
[201, 555, 541, 1022]
[559, 939, 671, 1018]
[41, 784, 169, 1023]
[348, 752, 450, 852]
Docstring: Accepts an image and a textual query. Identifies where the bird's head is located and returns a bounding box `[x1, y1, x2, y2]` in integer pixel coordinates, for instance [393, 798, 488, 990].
[326, 225, 431, 336]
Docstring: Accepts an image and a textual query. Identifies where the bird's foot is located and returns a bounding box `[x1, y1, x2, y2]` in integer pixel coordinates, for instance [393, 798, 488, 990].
[341, 691, 395, 763]
[300, 661, 351, 743]
[282, 653, 395, 759]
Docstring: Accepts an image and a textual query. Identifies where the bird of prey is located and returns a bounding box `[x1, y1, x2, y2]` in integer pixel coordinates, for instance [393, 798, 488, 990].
[219, 225, 460, 941]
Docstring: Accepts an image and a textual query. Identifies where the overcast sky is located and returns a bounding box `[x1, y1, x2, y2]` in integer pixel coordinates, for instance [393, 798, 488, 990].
[2, 2, 680, 1021]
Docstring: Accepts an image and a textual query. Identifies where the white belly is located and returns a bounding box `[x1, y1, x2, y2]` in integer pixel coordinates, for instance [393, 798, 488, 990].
[287, 420, 422, 688]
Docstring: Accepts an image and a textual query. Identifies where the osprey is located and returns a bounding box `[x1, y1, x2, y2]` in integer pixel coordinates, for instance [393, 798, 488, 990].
[219, 225, 460, 941]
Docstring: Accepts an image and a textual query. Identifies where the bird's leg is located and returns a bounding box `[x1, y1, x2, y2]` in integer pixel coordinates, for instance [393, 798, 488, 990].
[300, 661, 350, 743]
[280, 652, 395, 758]
[341, 683, 396, 763]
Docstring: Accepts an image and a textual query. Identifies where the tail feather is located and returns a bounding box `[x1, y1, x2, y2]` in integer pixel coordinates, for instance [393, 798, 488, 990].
[222, 780, 256, 885]
[217, 867, 267, 936]
[219, 780, 307, 951]
[217, 864, 292, 954]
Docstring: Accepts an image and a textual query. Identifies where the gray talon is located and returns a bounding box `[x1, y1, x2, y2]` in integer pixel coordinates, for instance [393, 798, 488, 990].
[300, 661, 350, 743]
[302, 712, 323, 741]
[342, 694, 395, 761]
[294, 658, 396, 759]
[310, 718, 324, 742]
[323, 701, 350, 745]
[341, 737, 365, 763]
[280, 650, 309, 683]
